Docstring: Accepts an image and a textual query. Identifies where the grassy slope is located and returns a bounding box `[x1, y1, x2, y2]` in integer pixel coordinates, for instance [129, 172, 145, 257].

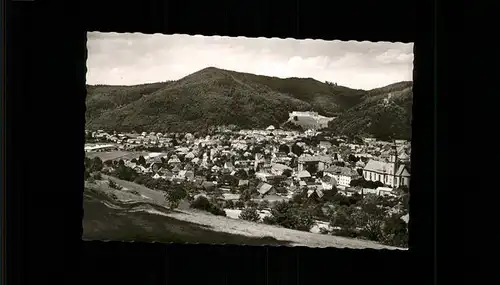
[83, 177, 402, 249]
[85, 67, 367, 133]
[83, 190, 291, 246]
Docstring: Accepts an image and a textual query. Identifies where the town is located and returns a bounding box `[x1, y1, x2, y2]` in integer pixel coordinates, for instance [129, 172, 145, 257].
[84, 124, 410, 248]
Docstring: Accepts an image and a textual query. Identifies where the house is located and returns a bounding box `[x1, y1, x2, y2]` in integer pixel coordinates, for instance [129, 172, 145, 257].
[376, 186, 396, 197]
[149, 162, 163, 173]
[270, 163, 292, 176]
[224, 161, 236, 172]
[363, 160, 410, 188]
[177, 170, 195, 181]
[297, 170, 311, 180]
[324, 165, 360, 187]
[257, 182, 275, 197]
[297, 155, 333, 173]
[319, 141, 332, 149]
[185, 152, 195, 160]
[401, 213, 409, 224]
[338, 187, 360, 197]
[255, 171, 273, 182]
[307, 188, 324, 198]
[168, 155, 181, 165]
[321, 175, 338, 190]
[266, 175, 287, 185]
[238, 180, 249, 187]
[201, 181, 216, 191]
[171, 165, 181, 174]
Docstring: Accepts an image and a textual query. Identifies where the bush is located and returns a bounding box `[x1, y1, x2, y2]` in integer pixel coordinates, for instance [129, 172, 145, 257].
[235, 200, 245, 209]
[224, 200, 235, 209]
[92, 172, 102, 180]
[108, 179, 123, 190]
[267, 200, 315, 232]
[191, 196, 212, 211]
[258, 200, 270, 210]
[262, 216, 276, 225]
[84, 169, 90, 180]
[239, 207, 261, 222]
[165, 185, 187, 209]
[209, 205, 227, 216]
[190, 196, 227, 216]
[246, 200, 258, 208]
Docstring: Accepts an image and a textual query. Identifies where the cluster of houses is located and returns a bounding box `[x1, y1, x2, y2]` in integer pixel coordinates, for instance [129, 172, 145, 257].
[86, 126, 411, 199]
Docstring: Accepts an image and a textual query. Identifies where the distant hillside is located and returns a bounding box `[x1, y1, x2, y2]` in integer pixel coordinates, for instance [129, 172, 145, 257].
[326, 82, 413, 141]
[85, 67, 367, 133]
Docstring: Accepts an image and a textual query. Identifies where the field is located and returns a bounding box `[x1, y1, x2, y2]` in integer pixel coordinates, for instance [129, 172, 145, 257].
[83, 176, 404, 249]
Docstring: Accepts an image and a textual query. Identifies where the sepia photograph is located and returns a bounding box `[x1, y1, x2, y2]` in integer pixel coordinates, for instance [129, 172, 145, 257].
[84, 32, 413, 249]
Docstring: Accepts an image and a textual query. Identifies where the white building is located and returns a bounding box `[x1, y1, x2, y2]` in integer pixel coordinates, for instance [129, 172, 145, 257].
[323, 165, 360, 187]
[362, 159, 410, 188]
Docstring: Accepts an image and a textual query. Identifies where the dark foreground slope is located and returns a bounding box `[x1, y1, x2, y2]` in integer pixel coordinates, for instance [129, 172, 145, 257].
[83, 189, 291, 245]
[326, 81, 413, 140]
[85, 67, 366, 133]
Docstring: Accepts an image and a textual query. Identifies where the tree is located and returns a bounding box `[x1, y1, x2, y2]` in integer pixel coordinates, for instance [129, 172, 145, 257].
[267, 200, 315, 231]
[91, 157, 103, 172]
[279, 144, 290, 154]
[84, 169, 90, 180]
[138, 156, 146, 166]
[164, 185, 187, 209]
[330, 205, 358, 237]
[92, 172, 102, 180]
[306, 163, 318, 174]
[239, 207, 261, 222]
[235, 200, 245, 208]
[348, 154, 360, 163]
[246, 200, 258, 208]
[291, 143, 304, 157]
[382, 213, 409, 247]
[258, 200, 270, 210]
[356, 196, 387, 241]
[235, 169, 248, 180]
[224, 200, 235, 209]
[282, 169, 292, 177]
[240, 190, 252, 202]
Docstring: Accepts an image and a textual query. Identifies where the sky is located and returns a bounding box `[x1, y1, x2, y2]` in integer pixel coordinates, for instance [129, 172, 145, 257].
[87, 32, 413, 90]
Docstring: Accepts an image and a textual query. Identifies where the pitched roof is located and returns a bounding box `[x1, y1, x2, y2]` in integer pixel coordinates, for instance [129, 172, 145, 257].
[298, 155, 333, 164]
[271, 163, 292, 171]
[363, 159, 395, 174]
[297, 170, 311, 178]
[257, 182, 273, 195]
[324, 165, 359, 177]
[224, 161, 235, 169]
[238, 180, 249, 186]
[395, 165, 411, 176]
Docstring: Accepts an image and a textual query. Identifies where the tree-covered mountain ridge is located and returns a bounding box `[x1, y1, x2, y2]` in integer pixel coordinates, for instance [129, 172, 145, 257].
[86, 66, 412, 137]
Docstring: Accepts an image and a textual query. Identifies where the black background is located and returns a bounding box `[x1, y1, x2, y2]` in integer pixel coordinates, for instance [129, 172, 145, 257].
[5, 0, 463, 284]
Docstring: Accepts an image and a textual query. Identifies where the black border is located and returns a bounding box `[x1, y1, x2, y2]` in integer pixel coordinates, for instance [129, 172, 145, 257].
[6, 0, 448, 284]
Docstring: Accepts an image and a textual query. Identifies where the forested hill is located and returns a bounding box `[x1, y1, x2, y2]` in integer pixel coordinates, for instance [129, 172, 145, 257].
[326, 81, 413, 141]
[85, 67, 411, 137]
